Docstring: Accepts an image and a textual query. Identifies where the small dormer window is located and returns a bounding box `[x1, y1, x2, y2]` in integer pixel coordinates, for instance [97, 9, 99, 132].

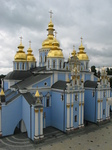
[92, 91, 95, 97]
[44, 82, 47, 86]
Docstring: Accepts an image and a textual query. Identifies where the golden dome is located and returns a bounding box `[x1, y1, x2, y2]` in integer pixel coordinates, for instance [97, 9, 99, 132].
[14, 38, 27, 61]
[42, 18, 55, 49]
[77, 37, 89, 61]
[47, 37, 64, 58]
[27, 41, 36, 62]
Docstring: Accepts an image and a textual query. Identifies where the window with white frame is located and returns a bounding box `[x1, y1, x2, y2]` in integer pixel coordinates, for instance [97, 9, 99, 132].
[53, 60, 55, 69]
[75, 94, 78, 101]
[74, 115, 77, 122]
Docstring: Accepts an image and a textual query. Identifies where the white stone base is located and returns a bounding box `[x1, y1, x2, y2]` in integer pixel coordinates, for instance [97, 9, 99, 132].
[70, 127, 74, 130]
[40, 135, 44, 139]
[81, 124, 84, 127]
[66, 128, 70, 131]
[78, 125, 82, 128]
[34, 135, 39, 140]
[106, 116, 110, 120]
[97, 119, 100, 122]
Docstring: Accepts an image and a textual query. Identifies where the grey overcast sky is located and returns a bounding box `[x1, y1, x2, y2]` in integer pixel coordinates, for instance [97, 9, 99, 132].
[0, 0, 112, 74]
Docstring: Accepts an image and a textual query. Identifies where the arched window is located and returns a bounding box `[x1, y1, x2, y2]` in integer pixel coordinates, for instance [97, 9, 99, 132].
[46, 92, 50, 107]
[17, 62, 19, 70]
[45, 54, 47, 62]
[86, 62, 88, 70]
[46, 98, 49, 107]
[48, 60, 49, 68]
[60, 60, 62, 69]
[41, 55, 42, 63]
[53, 60, 55, 69]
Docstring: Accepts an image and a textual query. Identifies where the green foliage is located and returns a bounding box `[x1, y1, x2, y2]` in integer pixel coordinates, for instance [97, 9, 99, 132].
[91, 66, 97, 76]
[110, 77, 112, 88]
[106, 68, 112, 75]
[0, 74, 6, 88]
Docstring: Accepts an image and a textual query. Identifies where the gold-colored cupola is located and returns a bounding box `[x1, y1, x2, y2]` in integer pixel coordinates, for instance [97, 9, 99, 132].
[77, 37, 89, 61]
[47, 31, 64, 58]
[27, 41, 36, 62]
[14, 37, 27, 61]
[42, 10, 55, 49]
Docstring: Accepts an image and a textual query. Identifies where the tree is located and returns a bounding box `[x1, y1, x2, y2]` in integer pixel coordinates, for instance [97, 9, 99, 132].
[110, 77, 112, 88]
[91, 66, 97, 76]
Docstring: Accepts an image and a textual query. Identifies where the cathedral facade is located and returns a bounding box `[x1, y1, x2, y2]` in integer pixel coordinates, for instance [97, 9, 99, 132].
[0, 13, 111, 141]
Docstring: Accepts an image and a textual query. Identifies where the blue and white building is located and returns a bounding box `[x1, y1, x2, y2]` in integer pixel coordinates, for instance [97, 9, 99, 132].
[0, 14, 112, 141]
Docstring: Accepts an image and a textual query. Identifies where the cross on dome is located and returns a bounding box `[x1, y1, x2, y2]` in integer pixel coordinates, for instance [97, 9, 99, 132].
[29, 40, 31, 48]
[20, 36, 23, 44]
[80, 36, 83, 43]
[49, 10, 53, 19]
[73, 45, 75, 50]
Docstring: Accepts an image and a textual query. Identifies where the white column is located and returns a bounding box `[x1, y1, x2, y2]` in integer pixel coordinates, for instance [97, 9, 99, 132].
[97, 100, 100, 121]
[34, 108, 39, 140]
[106, 99, 108, 118]
[0, 106, 2, 135]
[79, 104, 81, 127]
[101, 101, 103, 120]
[81, 103, 84, 126]
[66, 104, 70, 131]
[40, 108, 44, 138]
[71, 104, 73, 129]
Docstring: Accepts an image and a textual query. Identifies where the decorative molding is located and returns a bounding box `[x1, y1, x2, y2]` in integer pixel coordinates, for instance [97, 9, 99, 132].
[35, 109, 39, 113]
[66, 104, 70, 108]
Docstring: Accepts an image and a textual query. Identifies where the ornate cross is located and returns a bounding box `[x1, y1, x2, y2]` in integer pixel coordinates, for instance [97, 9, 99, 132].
[49, 10, 53, 19]
[29, 40, 31, 48]
[73, 45, 75, 50]
[80, 36, 83, 43]
[20, 36, 22, 43]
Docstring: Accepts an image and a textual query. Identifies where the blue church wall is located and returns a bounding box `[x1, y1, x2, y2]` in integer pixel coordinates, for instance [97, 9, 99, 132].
[32, 76, 51, 88]
[4, 81, 8, 91]
[31, 106, 35, 141]
[94, 76, 98, 81]
[85, 74, 91, 81]
[22, 97, 31, 138]
[51, 91, 64, 131]
[43, 107, 51, 127]
[2, 96, 22, 136]
[58, 73, 65, 81]
[84, 89, 96, 123]
[39, 51, 48, 66]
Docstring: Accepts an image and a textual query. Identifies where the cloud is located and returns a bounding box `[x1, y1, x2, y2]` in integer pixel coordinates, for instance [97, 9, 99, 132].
[0, 0, 112, 74]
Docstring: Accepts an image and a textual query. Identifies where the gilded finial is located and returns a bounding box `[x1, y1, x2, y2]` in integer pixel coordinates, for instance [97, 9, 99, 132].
[29, 40, 31, 48]
[54, 30, 57, 38]
[20, 36, 23, 44]
[73, 45, 75, 50]
[49, 10, 53, 20]
[80, 36, 83, 44]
